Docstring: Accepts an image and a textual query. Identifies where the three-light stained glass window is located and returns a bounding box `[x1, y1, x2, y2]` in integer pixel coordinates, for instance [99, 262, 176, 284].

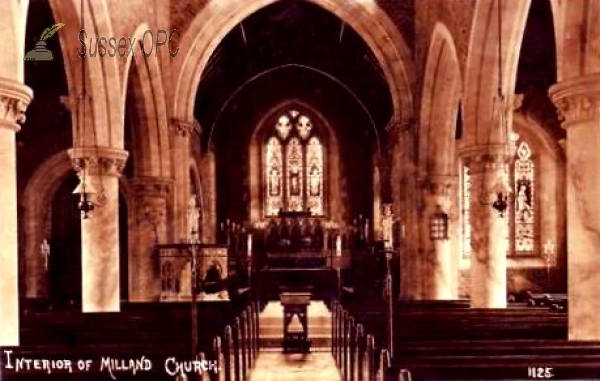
[264, 110, 325, 216]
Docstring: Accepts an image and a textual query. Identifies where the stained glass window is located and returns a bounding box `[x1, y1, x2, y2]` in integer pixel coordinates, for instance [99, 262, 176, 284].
[461, 165, 472, 259]
[306, 137, 324, 215]
[265, 137, 283, 216]
[264, 110, 325, 216]
[514, 141, 535, 254]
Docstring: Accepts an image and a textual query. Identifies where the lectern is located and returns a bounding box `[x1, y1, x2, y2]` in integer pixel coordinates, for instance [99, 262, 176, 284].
[280, 292, 311, 353]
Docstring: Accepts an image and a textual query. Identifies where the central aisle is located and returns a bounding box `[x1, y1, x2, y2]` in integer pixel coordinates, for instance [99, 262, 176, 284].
[249, 300, 340, 380]
[248, 352, 341, 381]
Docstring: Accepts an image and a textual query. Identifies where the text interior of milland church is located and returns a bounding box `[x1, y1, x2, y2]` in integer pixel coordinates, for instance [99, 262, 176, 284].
[1, 0, 599, 380]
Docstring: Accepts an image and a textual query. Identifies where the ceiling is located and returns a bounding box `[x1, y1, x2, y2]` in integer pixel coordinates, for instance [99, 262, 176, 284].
[194, 0, 394, 151]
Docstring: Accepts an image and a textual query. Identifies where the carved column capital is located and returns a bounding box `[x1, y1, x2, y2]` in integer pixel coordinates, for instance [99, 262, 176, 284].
[460, 146, 512, 175]
[550, 74, 600, 127]
[171, 118, 201, 137]
[0, 78, 33, 132]
[132, 176, 173, 199]
[419, 175, 456, 212]
[68, 146, 129, 177]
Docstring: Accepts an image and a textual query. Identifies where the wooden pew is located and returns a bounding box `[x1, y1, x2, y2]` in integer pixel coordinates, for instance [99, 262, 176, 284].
[224, 326, 235, 381]
[214, 336, 226, 381]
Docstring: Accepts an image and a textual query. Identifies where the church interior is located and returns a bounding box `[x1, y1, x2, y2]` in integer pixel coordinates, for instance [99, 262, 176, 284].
[1, 0, 599, 380]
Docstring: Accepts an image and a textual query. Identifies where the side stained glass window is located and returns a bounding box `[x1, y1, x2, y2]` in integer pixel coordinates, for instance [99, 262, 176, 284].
[514, 141, 535, 254]
[263, 110, 325, 216]
[461, 165, 472, 259]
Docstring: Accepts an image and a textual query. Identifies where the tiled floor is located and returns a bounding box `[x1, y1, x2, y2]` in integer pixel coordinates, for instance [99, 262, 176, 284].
[248, 351, 341, 381]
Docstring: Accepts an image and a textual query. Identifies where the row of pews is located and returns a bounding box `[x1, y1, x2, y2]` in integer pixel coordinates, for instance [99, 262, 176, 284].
[332, 298, 600, 380]
[2, 300, 260, 380]
[331, 300, 389, 381]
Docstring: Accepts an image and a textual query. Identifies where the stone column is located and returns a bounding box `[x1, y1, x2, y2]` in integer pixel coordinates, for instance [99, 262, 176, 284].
[462, 150, 510, 308]
[199, 148, 217, 243]
[172, 119, 193, 242]
[420, 175, 456, 300]
[550, 74, 600, 340]
[390, 123, 421, 301]
[130, 177, 171, 301]
[0, 78, 32, 345]
[69, 146, 128, 312]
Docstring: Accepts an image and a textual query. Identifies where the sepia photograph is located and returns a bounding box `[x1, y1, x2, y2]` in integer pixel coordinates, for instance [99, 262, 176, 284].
[1, 0, 599, 380]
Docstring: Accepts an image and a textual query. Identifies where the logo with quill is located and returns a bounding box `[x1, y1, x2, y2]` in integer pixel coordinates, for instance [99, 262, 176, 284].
[24, 23, 65, 61]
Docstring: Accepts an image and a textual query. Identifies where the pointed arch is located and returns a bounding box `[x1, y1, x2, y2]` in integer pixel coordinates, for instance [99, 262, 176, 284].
[419, 22, 463, 177]
[122, 22, 171, 178]
[463, 0, 531, 147]
[172, 0, 414, 128]
[47, 0, 122, 148]
[22, 150, 136, 299]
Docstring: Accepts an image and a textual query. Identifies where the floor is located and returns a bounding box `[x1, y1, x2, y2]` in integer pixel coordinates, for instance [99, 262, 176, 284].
[250, 301, 340, 381]
[248, 351, 341, 381]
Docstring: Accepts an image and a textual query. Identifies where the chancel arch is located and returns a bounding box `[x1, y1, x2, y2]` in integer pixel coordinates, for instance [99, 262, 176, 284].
[172, 0, 415, 138]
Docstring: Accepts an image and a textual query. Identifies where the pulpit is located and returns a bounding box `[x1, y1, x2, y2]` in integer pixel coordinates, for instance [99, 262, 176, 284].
[280, 292, 311, 353]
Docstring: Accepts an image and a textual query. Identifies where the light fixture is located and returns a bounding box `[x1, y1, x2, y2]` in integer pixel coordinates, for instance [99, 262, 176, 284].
[479, 0, 513, 218]
[73, 176, 97, 219]
[73, 0, 106, 220]
[429, 204, 449, 241]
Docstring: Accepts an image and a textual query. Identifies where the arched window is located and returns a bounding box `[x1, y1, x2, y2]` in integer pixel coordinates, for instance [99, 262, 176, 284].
[512, 141, 535, 255]
[461, 140, 537, 258]
[264, 110, 325, 216]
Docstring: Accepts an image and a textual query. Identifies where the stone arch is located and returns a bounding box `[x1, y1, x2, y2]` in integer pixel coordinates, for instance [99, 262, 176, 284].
[550, 0, 600, 80]
[509, 112, 566, 273]
[22, 151, 72, 298]
[172, 0, 414, 128]
[22, 150, 136, 299]
[248, 99, 343, 223]
[122, 22, 171, 178]
[47, 0, 122, 148]
[0, 0, 29, 80]
[463, 0, 531, 147]
[419, 22, 463, 177]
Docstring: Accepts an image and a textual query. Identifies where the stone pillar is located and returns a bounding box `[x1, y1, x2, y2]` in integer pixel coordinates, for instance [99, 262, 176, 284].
[550, 74, 600, 340]
[172, 119, 193, 242]
[199, 148, 217, 243]
[69, 146, 128, 312]
[130, 177, 171, 301]
[0, 78, 32, 345]
[420, 176, 456, 300]
[462, 150, 510, 308]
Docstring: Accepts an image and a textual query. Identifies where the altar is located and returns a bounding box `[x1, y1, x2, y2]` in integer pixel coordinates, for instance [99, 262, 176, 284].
[251, 211, 339, 269]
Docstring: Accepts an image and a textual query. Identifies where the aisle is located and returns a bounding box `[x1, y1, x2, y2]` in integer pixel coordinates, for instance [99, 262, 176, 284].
[248, 351, 341, 381]
[249, 300, 340, 380]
